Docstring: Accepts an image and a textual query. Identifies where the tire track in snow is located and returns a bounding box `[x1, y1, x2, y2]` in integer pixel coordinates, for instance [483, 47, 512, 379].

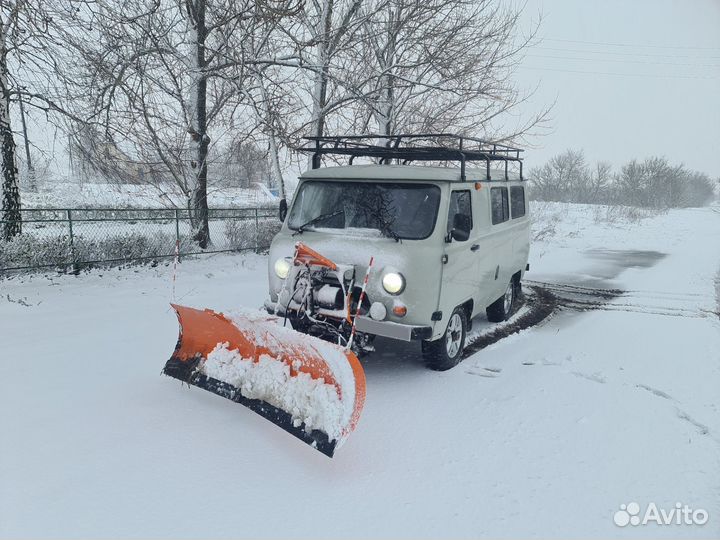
[676, 409, 710, 436]
[715, 267, 720, 321]
[526, 279, 718, 320]
[462, 274, 717, 361]
[463, 285, 558, 358]
[636, 383, 674, 401]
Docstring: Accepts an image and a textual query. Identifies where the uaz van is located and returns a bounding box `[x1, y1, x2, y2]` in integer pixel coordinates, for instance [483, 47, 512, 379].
[265, 134, 530, 370]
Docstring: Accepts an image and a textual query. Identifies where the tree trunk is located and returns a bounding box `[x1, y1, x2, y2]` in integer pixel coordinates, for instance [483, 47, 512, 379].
[378, 10, 396, 143]
[256, 75, 286, 202]
[0, 23, 21, 240]
[376, 77, 394, 139]
[267, 128, 285, 201]
[186, 0, 210, 248]
[307, 0, 334, 169]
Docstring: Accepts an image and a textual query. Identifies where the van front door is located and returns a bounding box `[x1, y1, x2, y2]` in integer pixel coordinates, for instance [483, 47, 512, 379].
[438, 189, 480, 327]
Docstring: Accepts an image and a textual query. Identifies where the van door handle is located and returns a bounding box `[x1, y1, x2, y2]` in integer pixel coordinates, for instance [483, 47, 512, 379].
[471, 244, 480, 252]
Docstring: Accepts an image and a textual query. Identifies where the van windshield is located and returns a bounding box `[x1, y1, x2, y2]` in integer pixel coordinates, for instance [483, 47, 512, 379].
[288, 181, 441, 240]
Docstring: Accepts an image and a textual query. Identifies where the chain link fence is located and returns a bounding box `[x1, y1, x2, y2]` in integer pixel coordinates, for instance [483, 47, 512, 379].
[0, 207, 281, 273]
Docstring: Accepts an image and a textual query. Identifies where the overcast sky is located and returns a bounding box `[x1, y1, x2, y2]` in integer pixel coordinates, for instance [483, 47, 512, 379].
[514, 0, 720, 177]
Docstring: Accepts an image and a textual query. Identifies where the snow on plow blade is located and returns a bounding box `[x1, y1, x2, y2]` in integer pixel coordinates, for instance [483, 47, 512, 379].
[163, 304, 366, 457]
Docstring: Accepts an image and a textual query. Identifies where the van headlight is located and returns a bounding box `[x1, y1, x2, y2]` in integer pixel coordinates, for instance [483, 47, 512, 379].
[382, 272, 405, 295]
[274, 258, 291, 279]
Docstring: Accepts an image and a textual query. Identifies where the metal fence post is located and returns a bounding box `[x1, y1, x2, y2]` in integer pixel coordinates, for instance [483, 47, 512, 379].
[174, 208, 181, 262]
[67, 209, 79, 274]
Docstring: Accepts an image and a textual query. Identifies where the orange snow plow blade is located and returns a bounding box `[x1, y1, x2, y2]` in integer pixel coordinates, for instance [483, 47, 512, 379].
[163, 304, 366, 457]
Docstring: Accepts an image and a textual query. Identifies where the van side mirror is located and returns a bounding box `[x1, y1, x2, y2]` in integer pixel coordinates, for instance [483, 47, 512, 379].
[450, 213, 471, 242]
[279, 198, 288, 222]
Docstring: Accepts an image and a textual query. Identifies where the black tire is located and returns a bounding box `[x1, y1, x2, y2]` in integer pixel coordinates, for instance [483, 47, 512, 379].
[422, 306, 467, 371]
[486, 277, 517, 322]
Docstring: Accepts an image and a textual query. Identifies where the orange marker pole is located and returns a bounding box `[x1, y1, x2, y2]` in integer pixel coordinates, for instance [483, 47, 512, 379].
[346, 256, 374, 350]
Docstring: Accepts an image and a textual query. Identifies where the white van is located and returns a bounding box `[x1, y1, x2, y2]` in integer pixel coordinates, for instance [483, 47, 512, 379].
[265, 135, 530, 370]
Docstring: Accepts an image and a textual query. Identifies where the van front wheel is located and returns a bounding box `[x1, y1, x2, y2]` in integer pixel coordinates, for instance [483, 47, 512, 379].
[422, 307, 467, 371]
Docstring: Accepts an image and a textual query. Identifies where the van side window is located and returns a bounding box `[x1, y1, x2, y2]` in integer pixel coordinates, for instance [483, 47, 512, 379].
[447, 190, 473, 237]
[491, 187, 509, 224]
[510, 186, 526, 218]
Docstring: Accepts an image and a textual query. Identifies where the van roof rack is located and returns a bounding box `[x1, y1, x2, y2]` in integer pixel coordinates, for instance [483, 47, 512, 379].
[301, 133, 524, 181]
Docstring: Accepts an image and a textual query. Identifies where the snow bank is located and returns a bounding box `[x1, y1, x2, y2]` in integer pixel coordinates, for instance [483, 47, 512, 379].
[296, 331, 360, 448]
[224, 310, 359, 445]
[202, 343, 346, 440]
[312, 226, 384, 238]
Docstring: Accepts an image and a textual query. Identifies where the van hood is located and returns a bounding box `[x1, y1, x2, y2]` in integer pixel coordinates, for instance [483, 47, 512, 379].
[270, 231, 409, 272]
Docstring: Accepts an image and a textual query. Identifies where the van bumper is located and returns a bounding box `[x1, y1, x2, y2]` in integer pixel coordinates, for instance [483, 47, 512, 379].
[264, 301, 432, 342]
[354, 316, 432, 342]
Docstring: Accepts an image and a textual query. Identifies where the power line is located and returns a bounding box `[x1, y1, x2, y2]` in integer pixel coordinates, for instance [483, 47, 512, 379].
[526, 53, 720, 69]
[542, 37, 720, 51]
[535, 45, 720, 60]
[519, 65, 719, 80]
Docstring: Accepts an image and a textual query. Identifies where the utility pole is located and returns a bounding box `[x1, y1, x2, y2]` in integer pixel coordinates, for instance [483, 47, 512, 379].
[68, 132, 75, 183]
[18, 91, 36, 191]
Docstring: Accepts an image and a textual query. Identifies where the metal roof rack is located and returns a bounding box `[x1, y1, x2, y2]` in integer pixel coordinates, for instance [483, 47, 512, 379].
[300, 133, 524, 181]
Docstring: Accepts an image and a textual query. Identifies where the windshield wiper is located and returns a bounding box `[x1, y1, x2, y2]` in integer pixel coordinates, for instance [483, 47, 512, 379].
[378, 219, 401, 242]
[292, 209, 344, 236]
[369, 208, 401, 242]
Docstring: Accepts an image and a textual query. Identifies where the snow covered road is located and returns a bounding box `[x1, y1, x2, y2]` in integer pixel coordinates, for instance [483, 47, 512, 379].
[1, 203, 719, 538]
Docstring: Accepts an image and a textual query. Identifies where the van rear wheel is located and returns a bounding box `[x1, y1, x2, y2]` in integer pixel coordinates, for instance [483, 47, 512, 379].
[422, 307, 467, 371]
[486, 278, 517, 322]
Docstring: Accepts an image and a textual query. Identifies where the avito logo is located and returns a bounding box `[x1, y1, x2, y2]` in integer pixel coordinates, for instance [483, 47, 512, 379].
[614, 502, 709, 527]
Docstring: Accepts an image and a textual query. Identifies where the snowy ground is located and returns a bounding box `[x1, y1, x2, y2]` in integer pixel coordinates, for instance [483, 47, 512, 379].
[22, 181, 278, 208]
[1, 202, 719, 539]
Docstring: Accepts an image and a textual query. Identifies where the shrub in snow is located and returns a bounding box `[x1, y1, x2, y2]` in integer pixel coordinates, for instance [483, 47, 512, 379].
[258, 219, 281, 248]
[0, 234, 73, 270]
[72, 231, 178, 262]
[223, 220, 257, 250]
[222, 218, 280, 251]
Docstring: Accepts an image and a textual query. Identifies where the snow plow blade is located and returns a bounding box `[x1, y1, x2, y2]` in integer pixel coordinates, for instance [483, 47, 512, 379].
[163, 304, 366, 457]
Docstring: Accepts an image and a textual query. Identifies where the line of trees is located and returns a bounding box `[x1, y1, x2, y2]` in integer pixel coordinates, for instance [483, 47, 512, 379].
[1, 0, 549, 244]
[530, 150, 717, 209]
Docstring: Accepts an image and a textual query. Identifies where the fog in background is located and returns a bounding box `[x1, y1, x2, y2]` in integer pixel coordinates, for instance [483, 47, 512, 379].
[515, 0, 720, 176]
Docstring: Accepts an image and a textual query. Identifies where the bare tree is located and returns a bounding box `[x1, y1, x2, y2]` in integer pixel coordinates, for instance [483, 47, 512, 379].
[264, 0, 549, 173]
[530, 149, 587, 203]
[345, 0, 549, 142]
[2, 1, 98, 239]
[532, 151, 715, 209]
[251, 71, 289, 201]
[241, 36, 304, 207]
[616, 157, 674, 208]
[213, 140, 270, 188]
[250, 0, 384, 173]
[63, 0, 302, 247]
[680, 171, 715, 207]
[584, 161, 612, 203]
[206, 0, 376, 203]
[17, 145, 53, 189]
[298, 0, 367, 142]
